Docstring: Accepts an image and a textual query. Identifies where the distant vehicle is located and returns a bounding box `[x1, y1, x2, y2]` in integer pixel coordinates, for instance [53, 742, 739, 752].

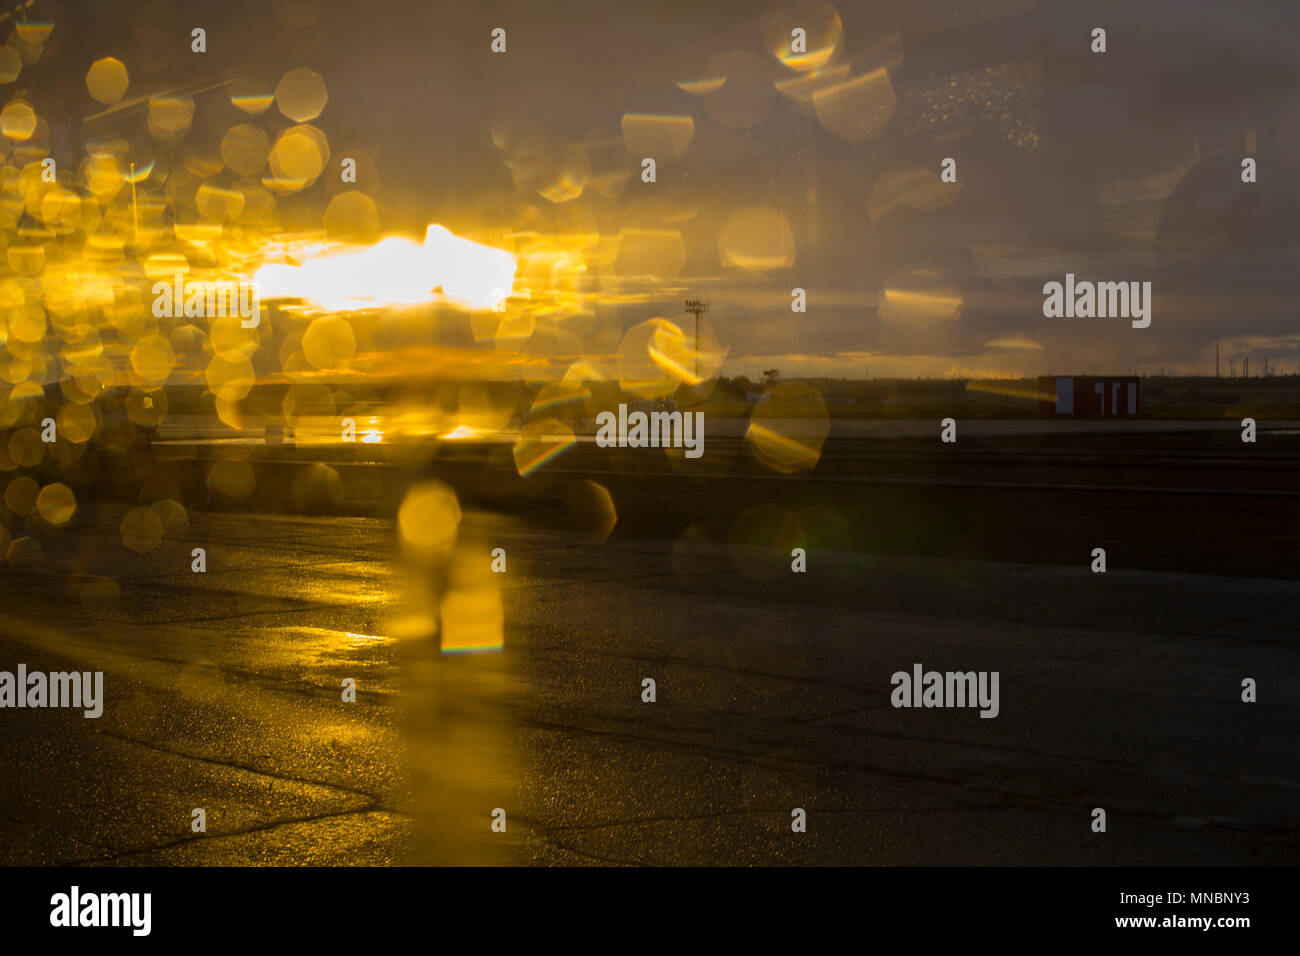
[628, 397, 679, 416]
[1038, 376, 1139, 417]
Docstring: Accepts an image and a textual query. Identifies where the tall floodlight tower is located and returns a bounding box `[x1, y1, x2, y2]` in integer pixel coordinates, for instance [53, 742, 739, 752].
[685, 298, 710, 381]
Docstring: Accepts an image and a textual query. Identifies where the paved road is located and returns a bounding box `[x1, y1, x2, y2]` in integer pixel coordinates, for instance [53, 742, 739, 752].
[1, 503, 1296, 865]
[144, 424, 1300, 580]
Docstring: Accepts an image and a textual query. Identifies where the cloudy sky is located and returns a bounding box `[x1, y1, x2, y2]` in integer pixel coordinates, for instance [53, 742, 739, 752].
[34, 0, 1300, 378]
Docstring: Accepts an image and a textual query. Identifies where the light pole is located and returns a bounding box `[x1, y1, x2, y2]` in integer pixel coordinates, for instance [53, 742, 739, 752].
[685, 298, 709, 381]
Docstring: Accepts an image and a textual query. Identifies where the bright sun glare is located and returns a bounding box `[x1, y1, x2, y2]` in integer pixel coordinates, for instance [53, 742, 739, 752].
[253, 224, 517, 312]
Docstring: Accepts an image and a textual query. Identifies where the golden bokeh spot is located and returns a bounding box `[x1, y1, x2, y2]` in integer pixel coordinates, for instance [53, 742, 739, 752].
[275, 68, 328, 122]
[205, 355, 256, 403]
[302, 315, 356, 370]
[869, 167, 958, 221]
[651, 319, 722, 386]
[36, 481, 75, 525]
[323, 190, 379, 241]
[196, 183, 246, 222]
[130, 335, 176, 384]
[616, 318, 716, 396]
[6, 243, 42, 275]
[439, 581, 504, 654]
[56, 400, 97, 442]
[530, 379, 590, 421]
[762, 1, 845, 73]
[120, 505, 164, 552]
[182, 143, 223, 178]
[229, 76, 274, 115]
[881, 269, 963, 326]
[537, 143, 591, 203]
[209, 316, 259, 362]
[215, 395, 243, 430]
[15, 22, 52, 45]
[0, 46, 21, 84]
[46, 435, 85, 465]
[86, 57, 129, 105]
[812, 67, 896, 143]
[0, 380, 43, 428]
[6, 535, 41, 568]
[621, 114, 694, 161]
[40, 186, 82, 228]
[169, 322, 208, 364]
[4, 473, 38, 513]
[207, 460, 256, 499]
[68, 370, 107, 404]
[9, 303, 45, 341]
[61, 328, 105, 370]
[0, 352, 31, 386]
[147, 95, 195, 136]
[512, 418, 576, 476]
[0, 276, 22, 310]
[59, 375, 96, 406]
[149, 498, 188, 539]
[268, 124, 328, 189]
[398, 481, 461, 556]
[233, 94, 275, 115]
[8, 426, 43, 467]
[0, 101, 36, 140]
[106, 290, 152, 340]
[236, 181, 279, 227]
[719, 206, 796, 272]
[221, 124, 271, 177]
[745, 383, 830, 474]
[563, 479, 617, 541]
[126, 388, 166, 428]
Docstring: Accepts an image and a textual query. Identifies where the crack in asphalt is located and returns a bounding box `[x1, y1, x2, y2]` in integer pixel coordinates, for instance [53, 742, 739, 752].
[96, 728, 389, 808]
[66, 808, 404, 866]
